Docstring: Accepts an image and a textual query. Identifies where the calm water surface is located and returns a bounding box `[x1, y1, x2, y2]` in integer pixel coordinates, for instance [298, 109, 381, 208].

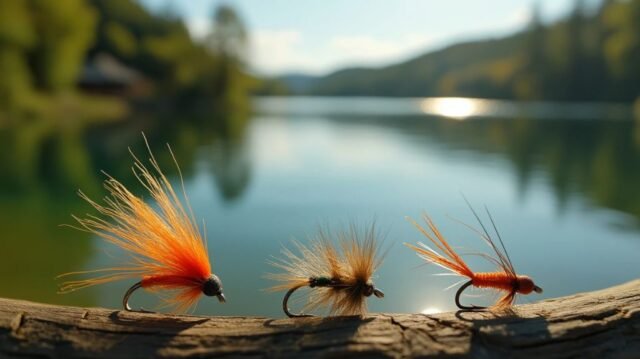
[1, 97, 639, 316]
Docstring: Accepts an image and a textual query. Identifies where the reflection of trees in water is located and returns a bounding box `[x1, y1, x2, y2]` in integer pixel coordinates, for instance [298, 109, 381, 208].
[0, 122, 97, 193]
[0, 123, 98, 306]
[207, 137, 250, 202]
[0, 110, 255, 202]
[461, 118, 640, 223]
[83, 110, 252, 203]
[151, 111, 252, 203]
[333, 114, 640, 224]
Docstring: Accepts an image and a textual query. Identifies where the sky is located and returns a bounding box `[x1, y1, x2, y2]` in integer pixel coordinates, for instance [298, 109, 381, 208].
[139, 0, 591, 76]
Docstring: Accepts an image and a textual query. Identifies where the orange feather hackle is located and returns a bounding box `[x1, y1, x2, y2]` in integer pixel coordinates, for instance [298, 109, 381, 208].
[404, 215, 474, 279]
[267, 224, 384, 316]
[58, 135, 216, 312]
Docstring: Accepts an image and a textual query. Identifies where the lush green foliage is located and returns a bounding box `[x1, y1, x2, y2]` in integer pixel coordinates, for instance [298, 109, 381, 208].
[0, 0, 95, 110]
[88, 0, 252, 109]
[0, 0, 252, 117]
[290, 0, 640, 102]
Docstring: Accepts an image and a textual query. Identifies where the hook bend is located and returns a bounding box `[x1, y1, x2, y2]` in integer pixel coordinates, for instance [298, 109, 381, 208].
[123, 281, 154, 313]
[455, 280, 487, 310]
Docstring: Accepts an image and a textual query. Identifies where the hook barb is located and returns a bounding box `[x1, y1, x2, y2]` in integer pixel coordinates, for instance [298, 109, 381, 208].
[455, 280, 487, 311]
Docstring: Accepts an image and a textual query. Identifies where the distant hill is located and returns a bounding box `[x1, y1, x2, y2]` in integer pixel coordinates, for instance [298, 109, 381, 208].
[300, 34, 525, 98]
[278, 73, 320, 93]
[264, 0, 640, 103]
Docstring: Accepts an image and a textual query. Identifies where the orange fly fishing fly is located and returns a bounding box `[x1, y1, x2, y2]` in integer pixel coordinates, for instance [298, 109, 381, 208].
[58, 135, 225, 313]
[404, 202, 542, 310]
[267, 224, 385, 317]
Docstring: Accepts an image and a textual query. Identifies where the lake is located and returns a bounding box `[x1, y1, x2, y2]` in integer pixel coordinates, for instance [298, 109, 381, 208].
[1, 96, 639, 317]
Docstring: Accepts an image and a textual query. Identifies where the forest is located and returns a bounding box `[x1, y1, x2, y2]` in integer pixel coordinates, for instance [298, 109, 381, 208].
[0, 0, 252, 121]
[268, 0, 640, 102]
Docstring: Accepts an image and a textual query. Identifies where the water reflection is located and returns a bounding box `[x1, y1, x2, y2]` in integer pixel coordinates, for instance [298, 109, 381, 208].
[206, 137, 251, 202]
[0, 124, 101, 306]
[421, 97, 488, 119]
[290, 102, 640, 225]
[1, 97, 640, 317]
[419, 96, 634, 120]
[256, 96, 635, 120]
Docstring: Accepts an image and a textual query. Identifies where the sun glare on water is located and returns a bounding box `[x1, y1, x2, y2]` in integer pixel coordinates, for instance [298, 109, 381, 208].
[420, 97, 485, 120]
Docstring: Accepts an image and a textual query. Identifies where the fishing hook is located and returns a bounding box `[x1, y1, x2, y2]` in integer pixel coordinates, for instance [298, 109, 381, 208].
[372, 288, 385, 298]
[282, 284, 314, 318]
[455, 280, 487, 310]
[122, 281, 154, 313]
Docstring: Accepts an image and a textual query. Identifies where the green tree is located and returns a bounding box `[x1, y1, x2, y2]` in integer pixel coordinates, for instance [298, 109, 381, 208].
[563, 0, 588, 100]
[28, 0, 97, 92]
[208, 5, 247, 63]
[206, 5, 252, 113]
[0, 0, 35, 111]
[603, 0, 640, 100]
[514, 3, 547, 100]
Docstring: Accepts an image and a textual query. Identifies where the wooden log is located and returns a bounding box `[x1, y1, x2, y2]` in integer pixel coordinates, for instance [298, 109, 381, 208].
[1, 279, 639, 358]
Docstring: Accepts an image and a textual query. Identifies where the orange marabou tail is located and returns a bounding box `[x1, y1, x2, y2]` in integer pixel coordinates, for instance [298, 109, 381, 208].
[58, 135, 213, 312]
[404, 215, 474, 279]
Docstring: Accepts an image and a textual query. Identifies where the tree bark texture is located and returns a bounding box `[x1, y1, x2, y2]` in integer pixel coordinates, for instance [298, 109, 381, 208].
[1, 279, 639, 358]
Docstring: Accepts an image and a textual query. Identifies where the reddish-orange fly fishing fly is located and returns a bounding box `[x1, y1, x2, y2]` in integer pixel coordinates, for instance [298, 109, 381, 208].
[58, 135, 225, 313]
[405, 201, 542, 310]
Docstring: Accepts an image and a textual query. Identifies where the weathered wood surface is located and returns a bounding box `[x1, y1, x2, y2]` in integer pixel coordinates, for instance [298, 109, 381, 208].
[1, 280, 639, 358]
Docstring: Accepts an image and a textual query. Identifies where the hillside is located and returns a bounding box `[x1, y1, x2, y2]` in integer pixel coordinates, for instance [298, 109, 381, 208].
[306, 34, 525, 98]
[269, 0, 640, 102]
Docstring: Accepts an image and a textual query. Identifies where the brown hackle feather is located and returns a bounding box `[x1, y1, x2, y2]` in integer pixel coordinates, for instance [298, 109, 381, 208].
[267, 235, 343, 292]
[267, 224, 383, 316]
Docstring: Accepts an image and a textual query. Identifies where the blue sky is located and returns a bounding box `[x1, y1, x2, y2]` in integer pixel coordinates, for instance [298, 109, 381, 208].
[139, 0, 592, 76]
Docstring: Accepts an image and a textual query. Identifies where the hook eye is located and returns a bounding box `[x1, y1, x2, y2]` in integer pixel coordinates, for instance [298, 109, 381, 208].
[373, 288, 384, 298]
[534, 285, 543, 294]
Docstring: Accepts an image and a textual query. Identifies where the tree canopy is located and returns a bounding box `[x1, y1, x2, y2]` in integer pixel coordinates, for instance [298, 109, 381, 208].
[272, 0, 640, 103]
[0, 0, 252, 116]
